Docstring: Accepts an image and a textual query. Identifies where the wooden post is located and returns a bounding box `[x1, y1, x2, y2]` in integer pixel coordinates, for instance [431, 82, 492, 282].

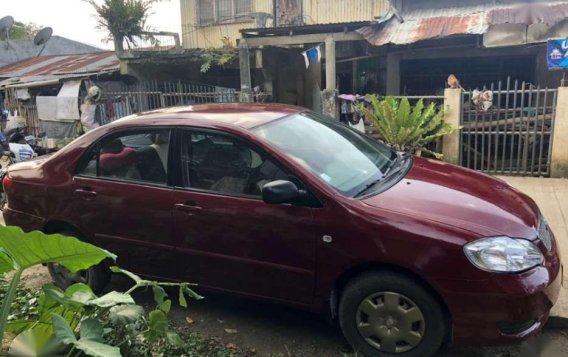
[442, 88, 462, 165]
[352, 59, 358, 93]
[239, 39, 253, 103]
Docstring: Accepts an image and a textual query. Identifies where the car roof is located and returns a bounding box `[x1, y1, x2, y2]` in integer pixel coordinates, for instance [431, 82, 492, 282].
[114, 102, 305, 130]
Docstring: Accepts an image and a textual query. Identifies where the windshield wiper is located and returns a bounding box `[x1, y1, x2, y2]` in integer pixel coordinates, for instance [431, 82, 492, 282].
[354, 176, 385, 198]
[354, 152, 411, 198]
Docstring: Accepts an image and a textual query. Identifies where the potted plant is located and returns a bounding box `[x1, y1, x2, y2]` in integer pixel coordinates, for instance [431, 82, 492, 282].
[356, 95, 457, 158]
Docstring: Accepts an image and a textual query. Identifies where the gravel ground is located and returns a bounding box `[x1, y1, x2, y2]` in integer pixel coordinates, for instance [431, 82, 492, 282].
[17, 266, 568, 357]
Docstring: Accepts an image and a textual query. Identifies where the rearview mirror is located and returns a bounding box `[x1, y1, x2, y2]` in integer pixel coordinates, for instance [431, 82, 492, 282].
[262, 180, 302, 204]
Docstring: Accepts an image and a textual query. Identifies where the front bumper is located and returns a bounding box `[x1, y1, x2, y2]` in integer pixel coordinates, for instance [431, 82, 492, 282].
[434, 237, 562, 345]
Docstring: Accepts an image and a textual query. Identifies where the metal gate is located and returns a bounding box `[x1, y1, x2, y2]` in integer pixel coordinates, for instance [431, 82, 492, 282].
[461, 79, 557, 176]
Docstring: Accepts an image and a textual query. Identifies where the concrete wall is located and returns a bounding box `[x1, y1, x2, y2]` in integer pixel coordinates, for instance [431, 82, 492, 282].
[552, 87, 568, 178]
[181, 0, 389, 49]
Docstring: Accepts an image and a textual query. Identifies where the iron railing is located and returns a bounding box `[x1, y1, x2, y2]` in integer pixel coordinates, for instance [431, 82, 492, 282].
[100, 81, 240, 123]
[461, 78, 557, 176]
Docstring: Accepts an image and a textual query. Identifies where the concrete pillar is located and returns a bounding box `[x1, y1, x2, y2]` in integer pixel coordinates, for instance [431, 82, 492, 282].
[442, 88, 462, 165]
[325, 36, 336, 91]
[551, 87, 568, 177]
[321, 89, 337, 119]
[323, 36, 338, 119]
[304, 60, 321, 111]
[239, 39, 253, 102]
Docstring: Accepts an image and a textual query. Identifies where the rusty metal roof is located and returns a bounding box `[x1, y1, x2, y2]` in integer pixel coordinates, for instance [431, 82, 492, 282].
[0, 52, 119, 79]
[358, 1, 568, 47]
[241, 21, 371, 36]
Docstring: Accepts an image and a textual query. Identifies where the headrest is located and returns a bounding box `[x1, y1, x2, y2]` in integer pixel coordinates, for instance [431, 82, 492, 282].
[99, 147, 137, 173]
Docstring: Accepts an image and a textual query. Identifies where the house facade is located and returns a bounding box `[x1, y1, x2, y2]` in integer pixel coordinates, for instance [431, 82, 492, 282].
[178, 0, 568, 119]
[180, 0, 389, 49]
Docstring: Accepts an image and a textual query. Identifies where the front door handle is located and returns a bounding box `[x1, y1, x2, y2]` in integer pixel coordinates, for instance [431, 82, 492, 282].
[174, 203, 203, 216]
[74, 188, 97, 200]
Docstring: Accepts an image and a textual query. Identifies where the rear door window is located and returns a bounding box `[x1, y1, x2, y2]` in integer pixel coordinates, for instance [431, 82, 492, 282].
[78, 129, 171, 185]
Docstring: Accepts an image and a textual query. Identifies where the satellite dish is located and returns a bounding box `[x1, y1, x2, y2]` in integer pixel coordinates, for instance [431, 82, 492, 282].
[0, 16, 14, 36]
[34, 27, 53, 56]
[34, 27, 53, 46]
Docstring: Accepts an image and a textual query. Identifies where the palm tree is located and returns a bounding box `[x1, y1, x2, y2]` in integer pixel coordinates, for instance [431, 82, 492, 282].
[86, 0, 161, 51]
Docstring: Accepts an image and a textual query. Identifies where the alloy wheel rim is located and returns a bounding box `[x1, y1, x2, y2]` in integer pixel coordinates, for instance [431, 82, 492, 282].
[355, 291, 425, 354]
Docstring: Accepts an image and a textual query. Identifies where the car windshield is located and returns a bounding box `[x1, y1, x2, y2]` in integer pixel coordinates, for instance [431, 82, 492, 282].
[252, 111, 397, 197]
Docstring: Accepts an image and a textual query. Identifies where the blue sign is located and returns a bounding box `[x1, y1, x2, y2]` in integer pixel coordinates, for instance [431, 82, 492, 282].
[548, 38, 568, 70]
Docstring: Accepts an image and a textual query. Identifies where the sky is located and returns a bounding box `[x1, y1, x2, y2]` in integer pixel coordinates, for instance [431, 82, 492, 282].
[2, 0, 182, 49]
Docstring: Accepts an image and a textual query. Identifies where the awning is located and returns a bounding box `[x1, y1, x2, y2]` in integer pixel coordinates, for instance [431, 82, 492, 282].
[358, 1, 568, 48]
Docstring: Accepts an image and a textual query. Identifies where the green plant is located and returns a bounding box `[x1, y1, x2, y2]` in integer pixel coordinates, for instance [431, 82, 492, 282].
[1, 21, 42, 40]
[1, 276, 247, 357]
[200, 37, 238, 73]
[86, 0, 164, 50]
[356, 96, 458, 158]
[0, 226, 202, 357]
[0, 226, 115, 342]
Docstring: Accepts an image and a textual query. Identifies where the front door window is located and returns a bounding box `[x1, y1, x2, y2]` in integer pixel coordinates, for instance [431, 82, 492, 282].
[180, 131, 289, 197]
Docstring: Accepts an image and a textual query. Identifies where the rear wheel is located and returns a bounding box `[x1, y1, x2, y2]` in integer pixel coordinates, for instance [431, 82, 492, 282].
[46, 229, 110, 294]
[339, 271, 446, 357]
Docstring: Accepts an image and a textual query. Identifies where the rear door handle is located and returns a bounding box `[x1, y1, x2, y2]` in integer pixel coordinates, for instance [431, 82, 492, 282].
[74, 188, 97, 200]
[174, 203, 203, 215]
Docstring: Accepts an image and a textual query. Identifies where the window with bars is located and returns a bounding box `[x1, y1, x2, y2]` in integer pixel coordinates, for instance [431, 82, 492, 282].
[198, 0, 252, 26]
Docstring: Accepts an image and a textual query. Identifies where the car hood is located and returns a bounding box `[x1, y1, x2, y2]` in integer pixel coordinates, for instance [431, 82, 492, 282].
[362, 157, 539, 239]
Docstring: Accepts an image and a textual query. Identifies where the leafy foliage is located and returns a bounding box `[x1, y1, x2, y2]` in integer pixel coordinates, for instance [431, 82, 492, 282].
[0, 226, 115, 344]
[0, 226, 203, 357]
[200, 37, 238, 73]
[1, 274, 247, 357]
[3, 22, 42, 40]
[0, 226, 115, 274]
[356, 95, 458, 158]
[86, 0, 163, 50]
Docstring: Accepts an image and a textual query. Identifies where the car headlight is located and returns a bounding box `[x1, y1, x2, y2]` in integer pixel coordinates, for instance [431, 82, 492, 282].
[464, 237, 543, 273]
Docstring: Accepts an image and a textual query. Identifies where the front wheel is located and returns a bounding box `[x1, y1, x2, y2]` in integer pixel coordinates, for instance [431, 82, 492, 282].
[339, 271, 447, 357]
[46, 230, 111, 294]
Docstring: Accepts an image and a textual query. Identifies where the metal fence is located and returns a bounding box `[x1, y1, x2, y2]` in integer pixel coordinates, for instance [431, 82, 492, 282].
[391, 95, 445, 107]
[461, 79, 557, 176]
[101, 81, 240, 123]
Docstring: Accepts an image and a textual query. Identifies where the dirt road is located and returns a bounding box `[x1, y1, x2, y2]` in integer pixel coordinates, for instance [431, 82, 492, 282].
[18, 266, 568, 357]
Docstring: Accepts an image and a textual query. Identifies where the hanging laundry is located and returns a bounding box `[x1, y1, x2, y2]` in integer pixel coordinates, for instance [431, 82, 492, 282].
[301, 45, 322, 69]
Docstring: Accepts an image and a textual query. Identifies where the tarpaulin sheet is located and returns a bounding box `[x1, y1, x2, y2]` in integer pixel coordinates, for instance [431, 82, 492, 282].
[56, 80, 81, 120]
[36, 96, 58, 121]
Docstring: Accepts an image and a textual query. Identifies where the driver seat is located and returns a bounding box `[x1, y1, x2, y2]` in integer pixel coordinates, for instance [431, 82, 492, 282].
[197, 146, 249, 193]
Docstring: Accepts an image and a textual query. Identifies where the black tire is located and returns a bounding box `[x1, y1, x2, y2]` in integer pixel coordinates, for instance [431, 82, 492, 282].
[339, 271, 446, 357]
[46, 229, 111, 294]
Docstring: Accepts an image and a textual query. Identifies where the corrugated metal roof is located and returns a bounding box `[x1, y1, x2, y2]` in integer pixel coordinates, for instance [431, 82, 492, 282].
[240, 21, 371, 35]
[0, 35, 102, 69]
[358, 1, 568, 47]
[0, 52, 119, 79]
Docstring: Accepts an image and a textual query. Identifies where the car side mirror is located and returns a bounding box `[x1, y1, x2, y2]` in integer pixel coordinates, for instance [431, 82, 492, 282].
[262, 180, 304, 205]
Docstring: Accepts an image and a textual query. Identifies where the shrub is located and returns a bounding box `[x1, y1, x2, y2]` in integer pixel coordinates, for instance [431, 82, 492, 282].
[356, 95, 458, 158]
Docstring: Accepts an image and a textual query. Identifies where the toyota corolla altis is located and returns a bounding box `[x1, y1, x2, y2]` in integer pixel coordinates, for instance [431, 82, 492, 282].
[2, 103, 562, 357]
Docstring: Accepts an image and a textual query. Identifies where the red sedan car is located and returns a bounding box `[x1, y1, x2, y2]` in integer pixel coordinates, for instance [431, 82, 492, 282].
[2, 103, 562, 357]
